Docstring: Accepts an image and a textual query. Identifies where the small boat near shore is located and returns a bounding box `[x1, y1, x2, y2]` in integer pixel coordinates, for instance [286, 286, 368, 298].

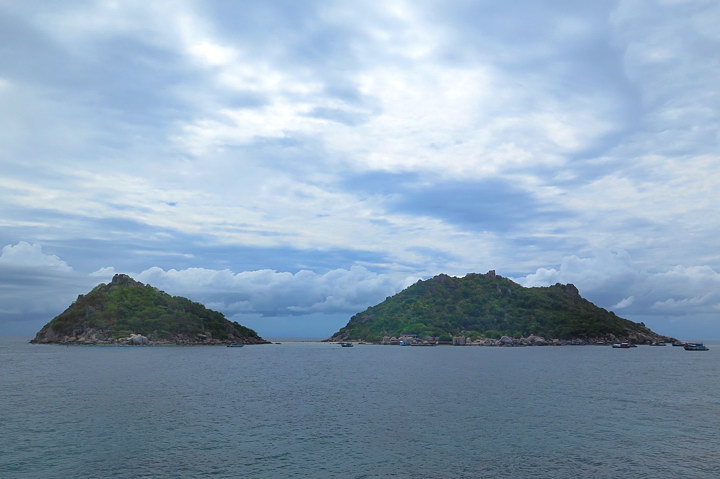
[339, 342, 354, 347]
[612, 343, 633, 348]
[227, 343, 244, 347]
[683, 343, 709, 351]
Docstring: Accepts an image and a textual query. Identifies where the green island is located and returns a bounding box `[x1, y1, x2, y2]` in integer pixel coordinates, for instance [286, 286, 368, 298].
[30, 274, 269, 345]
[327, 270, 674, 345]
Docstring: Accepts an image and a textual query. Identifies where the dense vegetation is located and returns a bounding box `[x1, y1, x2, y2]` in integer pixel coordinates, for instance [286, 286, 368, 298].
[329, 271, 668, 342]
[31, 274, 266, 344]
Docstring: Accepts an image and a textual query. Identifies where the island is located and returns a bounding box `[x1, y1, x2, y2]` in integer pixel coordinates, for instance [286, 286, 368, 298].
[30, 274, 269, 345]
[327, 270, 675, 345]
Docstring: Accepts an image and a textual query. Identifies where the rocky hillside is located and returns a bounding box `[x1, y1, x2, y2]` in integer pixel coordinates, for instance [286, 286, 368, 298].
[328, 271, 674, 344]
[30, 274, 269, 345]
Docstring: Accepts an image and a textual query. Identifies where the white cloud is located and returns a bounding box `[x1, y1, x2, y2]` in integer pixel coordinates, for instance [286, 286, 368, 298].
[612, 296, 635, 309]
[90, 267, 117, 278]
[645, 266, 720, 314]
[518, 249, 638, 290]
[517, 250, 720, 335]
[173, 48, 615, 182]
[0, 242, 72, 272]
[0, 243, 95, 320]
[188, 40, 239, 67]
[135, 265, 413, 317]
[157, 0, 621, 184]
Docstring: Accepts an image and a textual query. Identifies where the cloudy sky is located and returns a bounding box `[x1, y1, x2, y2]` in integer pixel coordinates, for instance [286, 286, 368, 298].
[2, 0, 719, 339]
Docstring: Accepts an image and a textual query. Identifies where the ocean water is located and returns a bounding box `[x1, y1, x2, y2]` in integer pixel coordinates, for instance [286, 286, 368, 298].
[1, 336, 719, 478]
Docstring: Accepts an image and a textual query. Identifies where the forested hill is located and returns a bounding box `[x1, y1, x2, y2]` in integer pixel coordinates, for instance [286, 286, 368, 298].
[328, 271, 673, 343]
[30, 274, 269, 345]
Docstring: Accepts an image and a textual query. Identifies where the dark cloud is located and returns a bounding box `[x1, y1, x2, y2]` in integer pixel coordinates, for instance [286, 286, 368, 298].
[305, 106, 371, 126]
[389, 179, 563, 232]
[343, 173, 567, 233]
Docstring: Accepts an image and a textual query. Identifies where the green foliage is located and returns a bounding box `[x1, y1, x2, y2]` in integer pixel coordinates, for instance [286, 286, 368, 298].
[37, 274, 263, 342]
[330, 273, 654, 341]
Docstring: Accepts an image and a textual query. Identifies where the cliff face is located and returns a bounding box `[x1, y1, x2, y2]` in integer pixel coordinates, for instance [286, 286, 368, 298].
[30, 274, 269, 345]
[327, 271, 675, 344]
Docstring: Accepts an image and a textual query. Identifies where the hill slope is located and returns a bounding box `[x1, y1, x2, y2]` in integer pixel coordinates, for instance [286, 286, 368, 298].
[30, 274, 269, 345]
[328, 271, 673, 344]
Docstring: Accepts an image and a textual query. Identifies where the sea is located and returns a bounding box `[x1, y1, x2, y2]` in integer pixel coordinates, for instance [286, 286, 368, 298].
[1, 336, 719, 479]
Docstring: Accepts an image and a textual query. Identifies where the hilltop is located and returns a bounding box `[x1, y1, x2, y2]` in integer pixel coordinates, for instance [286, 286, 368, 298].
[30, 274, 269, 345]
[328, 271, 674, 344]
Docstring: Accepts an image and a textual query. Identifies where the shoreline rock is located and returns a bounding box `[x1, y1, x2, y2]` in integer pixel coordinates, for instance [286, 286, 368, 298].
[359, 331, 675, 347]
[30, 327, 270, 345]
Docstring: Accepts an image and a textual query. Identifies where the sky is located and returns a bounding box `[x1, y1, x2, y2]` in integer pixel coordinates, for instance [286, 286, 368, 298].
[2, 0, 719, 340]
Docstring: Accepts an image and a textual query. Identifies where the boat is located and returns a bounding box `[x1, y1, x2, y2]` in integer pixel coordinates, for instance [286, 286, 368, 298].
[672, 340, 686, 347]
[339, 342, 353, 347]
[683, 343, 709, 351]
[612, 342, 631, 348]
[650, 341, 666, 346]
[226, 343, 244, 347]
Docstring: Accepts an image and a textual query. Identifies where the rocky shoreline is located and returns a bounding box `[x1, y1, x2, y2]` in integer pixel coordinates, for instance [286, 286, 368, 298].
[29, 328, 270, 346]
[450, 331, 676, 346]
[338, 331, 677, 346]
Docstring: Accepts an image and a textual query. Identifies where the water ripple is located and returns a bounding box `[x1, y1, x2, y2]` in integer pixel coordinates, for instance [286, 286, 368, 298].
[2, 339, 719, 478]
